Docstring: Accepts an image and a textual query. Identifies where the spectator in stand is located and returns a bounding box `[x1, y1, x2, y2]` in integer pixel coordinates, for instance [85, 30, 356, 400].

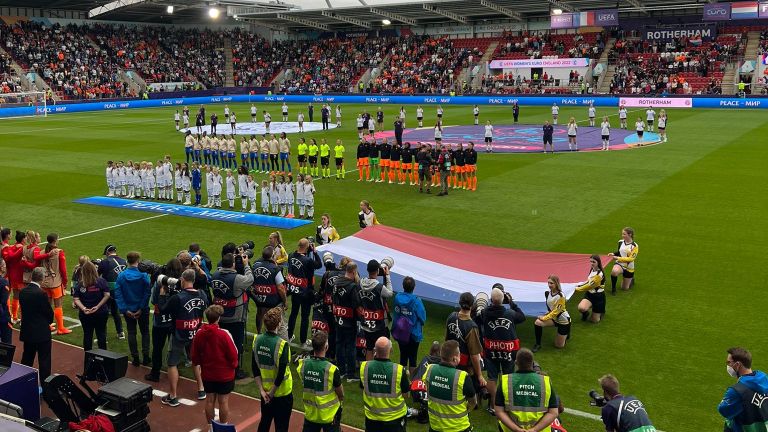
[191, 305, 238, 425]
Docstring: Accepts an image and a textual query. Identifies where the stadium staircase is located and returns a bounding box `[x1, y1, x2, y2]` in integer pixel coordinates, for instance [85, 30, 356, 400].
[223, 37, 235, 87]
[0, 45, 35, 92]
[358, 54, 390, 93]
[119, 70, 143, 96]
[595, 37, 616, 94]
[741, 31, 763, 93]
[471, 40, 499, 91]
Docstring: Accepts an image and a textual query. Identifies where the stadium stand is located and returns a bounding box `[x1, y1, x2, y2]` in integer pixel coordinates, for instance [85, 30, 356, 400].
[0, 52, 23, 94]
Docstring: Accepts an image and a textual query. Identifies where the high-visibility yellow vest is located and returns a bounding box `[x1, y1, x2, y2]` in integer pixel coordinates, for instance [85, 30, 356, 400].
[500, 372, 553, 432]
[253, 332, 292, 397]
[423, 363, 470, 432]
[360, 360, 407, 422]
[298, 357, 340, 424]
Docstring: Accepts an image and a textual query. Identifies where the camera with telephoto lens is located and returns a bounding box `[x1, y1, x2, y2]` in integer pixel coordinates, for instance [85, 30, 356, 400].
[492, 282, 514, 305]
[589, 390, 607, 407]
[380, 256, 394, 272]
[473, 292, 490, 319]
[157, 274, 180, 295]
[238, 240, 255, 259]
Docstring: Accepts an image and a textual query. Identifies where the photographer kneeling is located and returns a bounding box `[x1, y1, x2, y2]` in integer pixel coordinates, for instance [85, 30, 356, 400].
[597, 374, 656, 432]
[212, 251, 253, 380]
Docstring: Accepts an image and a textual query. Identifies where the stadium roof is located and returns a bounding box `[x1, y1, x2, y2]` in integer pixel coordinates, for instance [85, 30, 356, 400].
[7, 0, 707, 28]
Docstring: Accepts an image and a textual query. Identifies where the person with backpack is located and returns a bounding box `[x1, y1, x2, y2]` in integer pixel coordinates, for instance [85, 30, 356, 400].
[391, 276, 426, 377]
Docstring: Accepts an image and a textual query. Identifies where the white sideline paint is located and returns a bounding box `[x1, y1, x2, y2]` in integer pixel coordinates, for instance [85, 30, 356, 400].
[58, 214, 169, 241]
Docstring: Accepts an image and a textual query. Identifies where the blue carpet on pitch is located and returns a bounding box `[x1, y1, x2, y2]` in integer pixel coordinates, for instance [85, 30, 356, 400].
[75, 196, 312, 229]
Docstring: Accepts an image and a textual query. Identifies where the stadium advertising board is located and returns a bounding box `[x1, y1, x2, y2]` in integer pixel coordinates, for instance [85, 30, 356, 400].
[550, 9, 618, 29]
[475, 23, 524, 33]
[489, 58, 590, 69]
[703, 3, 732, 20]
[1, 95, 765, 119]
[619, 97, 692, 108]
[642, 24, 717, 41]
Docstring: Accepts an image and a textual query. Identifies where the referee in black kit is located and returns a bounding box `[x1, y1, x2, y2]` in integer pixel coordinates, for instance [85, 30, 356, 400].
[543, 121, 554, 153]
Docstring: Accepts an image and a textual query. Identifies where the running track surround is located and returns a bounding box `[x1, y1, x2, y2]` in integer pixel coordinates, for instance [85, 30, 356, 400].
[379, 124, 661, 153]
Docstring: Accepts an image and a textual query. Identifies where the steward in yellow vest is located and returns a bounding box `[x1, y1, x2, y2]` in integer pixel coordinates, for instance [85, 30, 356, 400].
[360, 336, 410, 432]
[422, 339, 477, 432]
[495, 348, 559, 432]
[298, 331, 344, 431]
[253, 308, 293, 432]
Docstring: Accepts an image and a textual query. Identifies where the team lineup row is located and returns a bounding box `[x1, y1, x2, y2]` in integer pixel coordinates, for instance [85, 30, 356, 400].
[104, 160, 317, 218]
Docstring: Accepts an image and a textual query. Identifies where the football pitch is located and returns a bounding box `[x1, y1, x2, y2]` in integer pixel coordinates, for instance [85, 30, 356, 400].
[1, 102, 766, 431]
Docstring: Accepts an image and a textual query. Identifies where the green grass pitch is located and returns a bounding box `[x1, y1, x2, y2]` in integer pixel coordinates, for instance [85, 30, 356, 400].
[1, 101, 766, 432]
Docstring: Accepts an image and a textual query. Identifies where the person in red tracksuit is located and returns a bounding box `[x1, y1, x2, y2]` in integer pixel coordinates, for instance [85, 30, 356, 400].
[191, 305, 238, 425]
[2, 230, 27, 323]
[21, 231, 54, 293]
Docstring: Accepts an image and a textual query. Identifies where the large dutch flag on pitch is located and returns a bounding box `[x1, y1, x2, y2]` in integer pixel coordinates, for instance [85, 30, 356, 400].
[317, 225, 610, 317]
[731, 1, 759, 19]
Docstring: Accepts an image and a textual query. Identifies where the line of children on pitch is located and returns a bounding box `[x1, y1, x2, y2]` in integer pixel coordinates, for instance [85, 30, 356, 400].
[105, 159, 317, 218]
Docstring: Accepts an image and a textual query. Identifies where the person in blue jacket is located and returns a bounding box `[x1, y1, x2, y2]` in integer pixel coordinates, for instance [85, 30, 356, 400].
[391, 276, 426, 377]
[192, 162, 202, 206]
[719, 347, 768, 432]
[114, 251, 151, 366]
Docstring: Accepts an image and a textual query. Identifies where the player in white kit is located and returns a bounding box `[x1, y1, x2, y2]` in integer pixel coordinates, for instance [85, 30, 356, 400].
[416, 106, 424, 127]
[298, 112, 305, 133]
[588, 104, 596, 127]
[224, 105, 230, 123]
[181, 163, 191, 205]
[567, 117, 578, 151]
[484, 121, 494, 153]
[174, 162, 183, 202]
[303, 175, 316, 220]
[106, 161, 115, 196]
[260, 179, 270, 214]
[245, 174, 257, 213]
[473, 105, 480, 125]
[657, 109, 668, 142]
[163, 157, 173, 201]
[552, 103, 560, 125]
[645, 107, 656, 132]
[174, 110, 180, 131]
[285, 174, 296, 217]
[356, 114, 364, 140]
[251, 104, 257, 123]
[619, 105, 628, 129]
[335, 105, 342, 127]
[295, 174, 306, 218]
[263, 111, 272, 134]
[269, 176, 279, 215]
[155, 160, 165, 200]
[225, 169, 236, 210]
[211, 167, 223, 209]
[600, 117, 611, 151]
[281, 103, 289, 122]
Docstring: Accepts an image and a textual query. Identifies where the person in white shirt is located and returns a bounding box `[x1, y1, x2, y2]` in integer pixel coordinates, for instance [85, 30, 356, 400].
[156, 160, 166, 200]
[183, 112, 190, 130]
[618, 105, 628, 129]
[484, 121, 494, 153]
[281, 103, 289, 122]
[437, 105, 444, 121]
[473, 105, 479, 125]
[434, 123, 442, 145]
[145, 162, 156, 199]
[416, 106, 423, 127]
[552, 103, 560, 125]
[335, 105, 342, 127]
[244, 174, 257, 213]
[163, 157, 173, 201]
[260, 179, 270, 214]
[399, 106, 406, 126]
[181, 163, 191, 205]
[645, 107, 656, 132]
[298, 112, 305, 133]
[567, 117, 578, 151]
[277, 175, 288, 217]
[174, 162, 183, 203]
[269, 176, 279, 215]
[600, 117, 611, 151]
[635, 118, 645, 143]
[229, 112, 237, 135]
[225, 169, 236, 210]
[295, 174, 306, 218]
[174, 110, 180, 131]
[263, 111, 272, 134]
[303, 175, 316, 220]
[250, 104, 257, 123]
[236, 166, 248, 211]
[211, 167, 223, 209]
[588, 104, 596, 127]
[356, 114, 364, 139]
[657, 109, 668, 143]
[285, 174, 295, 217]
[368, 115, 375, 137]
[224, 105, 230, 123]
[106, 161, 115, 197]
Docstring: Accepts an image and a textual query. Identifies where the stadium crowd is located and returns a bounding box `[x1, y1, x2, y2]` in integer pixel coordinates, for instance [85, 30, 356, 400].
[0, 52, 23, 94]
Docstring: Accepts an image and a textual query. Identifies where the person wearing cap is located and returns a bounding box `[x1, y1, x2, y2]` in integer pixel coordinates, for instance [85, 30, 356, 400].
[357, 259, 393, 362]
[97, 244, 127, 339]
[479, 287, 526, 415]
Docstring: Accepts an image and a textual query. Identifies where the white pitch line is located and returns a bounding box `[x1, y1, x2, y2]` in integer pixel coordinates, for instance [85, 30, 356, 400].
[563, 407, 666, 432]
[58, 213, 169, 241]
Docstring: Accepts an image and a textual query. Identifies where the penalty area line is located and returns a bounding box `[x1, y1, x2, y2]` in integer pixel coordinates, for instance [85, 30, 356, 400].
[58, 213, 169, 242]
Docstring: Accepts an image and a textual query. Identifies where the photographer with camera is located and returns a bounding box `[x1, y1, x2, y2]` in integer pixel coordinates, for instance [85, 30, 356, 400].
[286, 238, 322, 347]
[495, 348, 559, 432]
[313, 254, 350, 359]
[357, 259, 393, 362]
[596, 374, 656, 432]
[159, 268, 209, 407]
[446, 292, 487, 394]
[114, 251, 151, 367]
[145, 258, 183, 382]
[250, 246, 287, 334]
[97, 244, 126, 339]
[480, 286, 526, 416]
[212, 251, 254, 379]
[332, 262, 361, 381]
[218, 242, 250, 275]
[178, 251, 212, 304]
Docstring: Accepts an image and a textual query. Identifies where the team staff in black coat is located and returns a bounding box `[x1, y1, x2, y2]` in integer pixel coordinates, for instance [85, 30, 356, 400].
[286, 239, 322, 346]
[19, 267, 54, 382]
